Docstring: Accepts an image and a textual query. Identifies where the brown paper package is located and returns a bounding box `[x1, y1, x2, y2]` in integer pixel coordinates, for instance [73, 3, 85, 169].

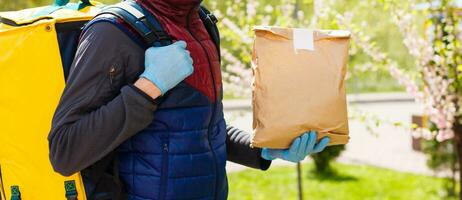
[251, 26, 351, 149]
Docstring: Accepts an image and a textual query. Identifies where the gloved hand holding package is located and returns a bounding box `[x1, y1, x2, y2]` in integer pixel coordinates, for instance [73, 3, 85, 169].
[251, 26, 351, 149]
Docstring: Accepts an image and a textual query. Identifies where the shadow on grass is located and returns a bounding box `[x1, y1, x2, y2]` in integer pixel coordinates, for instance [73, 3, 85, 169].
[306, 169, 358, 182]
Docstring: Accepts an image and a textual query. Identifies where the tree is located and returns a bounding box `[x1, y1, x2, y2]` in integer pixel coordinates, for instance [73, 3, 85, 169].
[323, 0, 461, 197]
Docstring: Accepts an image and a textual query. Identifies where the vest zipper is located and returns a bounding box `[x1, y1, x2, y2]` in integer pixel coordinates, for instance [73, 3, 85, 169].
[159, 136, 169, 200]
[186, 7, 220, 200]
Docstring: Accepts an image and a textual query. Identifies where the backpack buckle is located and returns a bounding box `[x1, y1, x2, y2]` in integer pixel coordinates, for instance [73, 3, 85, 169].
[11, 186, 21, 200]
[154, 30, 172, 41]
[144, 31, 172, 46]
[208, 14, 218, 24]
[64, 180, 78, 200]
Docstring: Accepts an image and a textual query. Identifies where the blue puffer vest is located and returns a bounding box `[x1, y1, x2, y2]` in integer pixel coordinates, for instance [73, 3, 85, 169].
[116, 0, 228, 199]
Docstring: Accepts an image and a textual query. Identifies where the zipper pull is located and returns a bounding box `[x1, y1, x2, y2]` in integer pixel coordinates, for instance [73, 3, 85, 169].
[109, 66, 116, 85]
[163, 143, 169, 152]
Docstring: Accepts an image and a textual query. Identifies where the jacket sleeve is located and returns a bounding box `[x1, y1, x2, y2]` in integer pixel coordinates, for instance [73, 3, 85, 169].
[48, 22, 156, 176]
[226, 126, 271, 170]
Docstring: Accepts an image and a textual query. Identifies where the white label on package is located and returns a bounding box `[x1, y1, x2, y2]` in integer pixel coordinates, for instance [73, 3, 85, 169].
[293, 28, 315, 52]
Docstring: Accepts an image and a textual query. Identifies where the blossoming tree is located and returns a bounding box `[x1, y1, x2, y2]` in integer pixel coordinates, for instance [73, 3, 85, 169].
[209, 0, 462, 196]
[323, 0, 462, 196]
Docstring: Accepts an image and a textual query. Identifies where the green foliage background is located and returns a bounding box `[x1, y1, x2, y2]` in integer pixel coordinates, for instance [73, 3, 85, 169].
[0, 0, 416, 93]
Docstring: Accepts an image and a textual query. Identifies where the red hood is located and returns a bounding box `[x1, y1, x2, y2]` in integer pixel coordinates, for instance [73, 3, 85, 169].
[136, 0, 202, 24]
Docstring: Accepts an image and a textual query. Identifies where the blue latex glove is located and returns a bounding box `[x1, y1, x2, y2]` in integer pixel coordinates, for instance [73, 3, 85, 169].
[141, 41, 194, 95]
[261, 131, 330, 162]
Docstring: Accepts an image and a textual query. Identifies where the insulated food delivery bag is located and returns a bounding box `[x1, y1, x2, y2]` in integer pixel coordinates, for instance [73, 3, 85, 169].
[251, 26, 351, 148]
[0, 1, 103, 199]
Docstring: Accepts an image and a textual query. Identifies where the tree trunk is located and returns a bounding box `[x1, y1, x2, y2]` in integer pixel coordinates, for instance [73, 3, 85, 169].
[292, 0, 300, 20]
[454, 122, 462, 199]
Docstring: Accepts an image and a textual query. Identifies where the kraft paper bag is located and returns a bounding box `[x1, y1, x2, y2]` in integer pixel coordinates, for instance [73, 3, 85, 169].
[251, 26, 351, 149]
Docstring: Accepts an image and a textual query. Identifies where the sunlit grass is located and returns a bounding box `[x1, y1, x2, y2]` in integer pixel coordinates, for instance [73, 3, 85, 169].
[228, 162, 457, 200]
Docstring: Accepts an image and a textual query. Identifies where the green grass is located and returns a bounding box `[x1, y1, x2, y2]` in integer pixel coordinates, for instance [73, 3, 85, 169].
[228, 162, 457, 200]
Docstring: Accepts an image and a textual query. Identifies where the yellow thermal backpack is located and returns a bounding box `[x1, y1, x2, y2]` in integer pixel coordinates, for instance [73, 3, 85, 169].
[0, 1, 103, 199]
[1, 1, 220, 199]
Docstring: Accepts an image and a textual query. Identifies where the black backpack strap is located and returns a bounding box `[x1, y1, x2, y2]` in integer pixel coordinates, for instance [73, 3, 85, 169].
[199, 6, 220, 58]
[94, 0, 172, 47]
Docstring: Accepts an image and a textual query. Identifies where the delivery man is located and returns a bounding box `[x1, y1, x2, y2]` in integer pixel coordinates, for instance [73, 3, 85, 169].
[48, 0, 330, 199]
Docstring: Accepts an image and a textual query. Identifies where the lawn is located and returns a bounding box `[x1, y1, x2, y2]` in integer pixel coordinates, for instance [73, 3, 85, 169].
[227, 162, 456, 200]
